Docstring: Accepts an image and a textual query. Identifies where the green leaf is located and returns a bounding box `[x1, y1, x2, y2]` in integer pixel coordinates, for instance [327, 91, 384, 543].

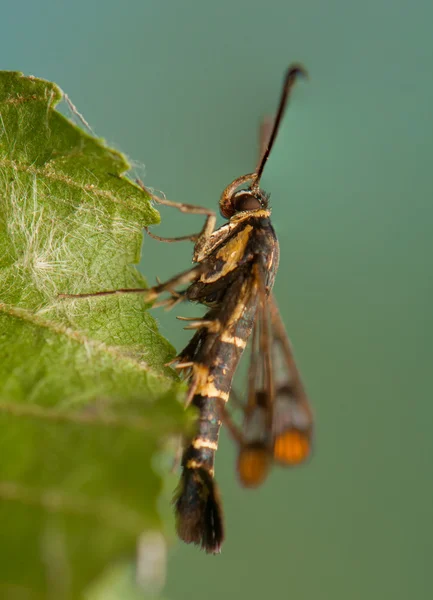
[0, 72, 188, 599]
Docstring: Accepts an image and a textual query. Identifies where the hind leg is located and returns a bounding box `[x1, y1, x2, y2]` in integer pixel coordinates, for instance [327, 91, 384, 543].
[59, 263, 204, 302]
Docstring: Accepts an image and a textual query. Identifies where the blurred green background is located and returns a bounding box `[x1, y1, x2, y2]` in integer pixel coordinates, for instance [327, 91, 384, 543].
[2, 0, 433, 598]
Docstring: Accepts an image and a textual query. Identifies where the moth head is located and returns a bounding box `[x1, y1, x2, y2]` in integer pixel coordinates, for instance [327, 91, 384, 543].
[219, 173, 269, 218]
[232, 189, 270, 214]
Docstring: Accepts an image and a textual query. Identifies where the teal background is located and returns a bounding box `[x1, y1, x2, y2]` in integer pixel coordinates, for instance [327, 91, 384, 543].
[2, 1, 433, 598]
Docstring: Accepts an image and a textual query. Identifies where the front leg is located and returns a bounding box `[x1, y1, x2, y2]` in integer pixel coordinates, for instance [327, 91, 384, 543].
[137, 180, 216, 248]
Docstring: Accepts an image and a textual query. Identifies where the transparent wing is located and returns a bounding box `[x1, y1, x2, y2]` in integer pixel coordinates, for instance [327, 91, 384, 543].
[234, 276, 274, 488]
[268, 294, 313, 466]
[226, 291, 313, 487]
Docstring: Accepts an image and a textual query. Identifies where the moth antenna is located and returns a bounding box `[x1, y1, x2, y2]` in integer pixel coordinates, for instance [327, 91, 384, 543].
[253, 65, 307, 189]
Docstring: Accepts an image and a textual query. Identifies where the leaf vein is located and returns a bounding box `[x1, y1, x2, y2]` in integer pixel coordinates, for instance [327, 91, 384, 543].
[0, 302, 169, 379]
[0, 157, 149, 216]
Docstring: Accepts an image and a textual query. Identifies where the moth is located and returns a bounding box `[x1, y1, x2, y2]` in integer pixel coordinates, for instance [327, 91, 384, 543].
[60, 65, 312, 554]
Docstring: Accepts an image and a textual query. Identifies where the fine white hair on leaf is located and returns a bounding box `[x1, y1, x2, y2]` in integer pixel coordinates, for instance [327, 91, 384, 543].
[5, 174, 78, 298]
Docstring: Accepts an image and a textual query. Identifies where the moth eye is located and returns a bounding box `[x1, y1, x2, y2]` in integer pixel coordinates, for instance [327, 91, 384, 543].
[273, 430, 311, 465]
[237, 445, 271, 488]
[233, 193, 261, 212]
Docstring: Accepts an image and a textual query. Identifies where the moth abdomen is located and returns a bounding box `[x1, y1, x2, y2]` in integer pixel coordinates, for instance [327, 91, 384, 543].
[174, 465, 224, 554]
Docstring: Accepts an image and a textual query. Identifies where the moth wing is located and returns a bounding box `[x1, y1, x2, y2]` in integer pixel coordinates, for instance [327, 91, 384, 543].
[269, 294, 313, 466]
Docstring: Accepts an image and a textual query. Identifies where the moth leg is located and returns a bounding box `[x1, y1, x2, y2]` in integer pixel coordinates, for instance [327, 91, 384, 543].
[137, 179, 216, 246]
[59, 264, 204, 301]
[153, 290, 188, 310]
[144, 228, 200, 243]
